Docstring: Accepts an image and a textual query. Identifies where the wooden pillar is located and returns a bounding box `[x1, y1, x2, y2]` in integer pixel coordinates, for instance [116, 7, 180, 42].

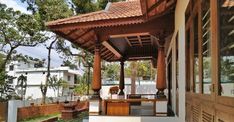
[119, 61, 125, 95]
[92, 43, 101, 97]
[156, 46, 166, 98]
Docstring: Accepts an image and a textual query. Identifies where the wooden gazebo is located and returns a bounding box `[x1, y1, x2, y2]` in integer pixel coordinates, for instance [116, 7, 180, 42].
[46, 0, 176, 115]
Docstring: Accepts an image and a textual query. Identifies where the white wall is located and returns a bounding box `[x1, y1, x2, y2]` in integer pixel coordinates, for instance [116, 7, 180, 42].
[8, 67, 79, 99]
[89, 116, 178, 122]
[100, 82, 157, 99]
[63, 71, 75, 85]
[167, 0, 189, 122]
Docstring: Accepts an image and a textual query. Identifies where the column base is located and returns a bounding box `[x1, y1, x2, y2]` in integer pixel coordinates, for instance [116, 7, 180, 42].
[89, 99, 101, 114]
[118, 90, 125, 95]
[155, 100, 168, 116]
[89, 90, 102, 114]
[156, 91, 166, 98]
[91, 91, 100, 99]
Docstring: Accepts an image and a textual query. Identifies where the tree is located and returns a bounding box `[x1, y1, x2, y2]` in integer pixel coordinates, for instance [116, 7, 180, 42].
[98, 0, 124, 10]
[103, 62, 120, 81]
[61, 60, 77, 69]
[16, 74, 27, 100]
[0, 72, 15, 101]
[129, 62, 137, 94]
[71, 0, 98, 14]
[70, 0, 124, 14]
[0, 53, 5, 66]
[0, 3, 46, 72]
[74, 82, 88, 96]
[22, 0, 74, 104]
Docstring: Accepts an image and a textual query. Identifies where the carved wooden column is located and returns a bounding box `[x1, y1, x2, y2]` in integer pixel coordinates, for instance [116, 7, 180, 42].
[156, 46, 166, 98]
[92, 43, 101, 97]
[119, 61, 125, 95]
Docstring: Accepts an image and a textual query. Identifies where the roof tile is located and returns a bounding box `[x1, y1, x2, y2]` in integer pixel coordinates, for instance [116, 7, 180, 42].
[46, 0, 142, 26]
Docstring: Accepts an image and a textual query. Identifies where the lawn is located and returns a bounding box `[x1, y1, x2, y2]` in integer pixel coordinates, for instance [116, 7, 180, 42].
[20, 113, 60, 122]
[20, 112, 88, 122]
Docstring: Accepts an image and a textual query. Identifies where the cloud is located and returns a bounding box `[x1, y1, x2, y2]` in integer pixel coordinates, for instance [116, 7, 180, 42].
[0, 0, 31, 14]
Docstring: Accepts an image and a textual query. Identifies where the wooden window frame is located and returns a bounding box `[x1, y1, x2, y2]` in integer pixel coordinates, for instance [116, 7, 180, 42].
[186, 0, 234, 106]
[186, 0, 214, 101]
[215, 0, 234, 107]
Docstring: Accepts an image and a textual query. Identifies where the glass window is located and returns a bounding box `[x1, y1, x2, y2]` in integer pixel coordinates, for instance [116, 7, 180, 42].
[194, 14, 199, 93]
[219, 0, 234, 97]
[9, 65, 14, 71]
[202, 0, 211, 94]
[68, 75, 71, 81]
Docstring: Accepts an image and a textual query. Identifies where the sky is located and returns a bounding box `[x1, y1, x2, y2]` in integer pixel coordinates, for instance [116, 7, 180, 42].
[0, 0, 68, 67]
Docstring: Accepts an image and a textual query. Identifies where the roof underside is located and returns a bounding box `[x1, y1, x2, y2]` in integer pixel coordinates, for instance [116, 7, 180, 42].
[46, 0, 176, 62]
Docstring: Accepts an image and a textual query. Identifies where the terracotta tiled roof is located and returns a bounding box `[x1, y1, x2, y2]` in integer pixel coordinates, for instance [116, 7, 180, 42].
[46, 0, 143, 26]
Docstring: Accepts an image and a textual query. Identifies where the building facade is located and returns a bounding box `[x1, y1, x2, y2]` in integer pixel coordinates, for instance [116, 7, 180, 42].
[6, 60, 81, 99]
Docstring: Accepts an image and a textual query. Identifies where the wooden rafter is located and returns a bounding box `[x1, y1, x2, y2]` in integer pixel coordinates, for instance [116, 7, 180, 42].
[137, 35, 143, 47]
[110, 32, 150, 38]
[66, 29, 78, 36]
[101, 49, 110, 57]
[125, 37, 132, 47]
[87, 45, 95, 51]
[147, 0, 166, 14]
[103, 51, 114, 59]
[102, 41, 122, 58]
[147, 0, 176, 21]
[74, 29, 92, 41]
[106, 54, 115, 61]
[101, 47, 108, 53]
[150, 35, 154, 46]
[97, 14, 174, 42]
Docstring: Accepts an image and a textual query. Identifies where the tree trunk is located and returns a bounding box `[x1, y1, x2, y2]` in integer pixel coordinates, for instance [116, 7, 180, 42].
[57, 86, 60, 97]
[41, 39, 57, 104]
[0, 47, 16, 72]
[131, 62, 137, 94]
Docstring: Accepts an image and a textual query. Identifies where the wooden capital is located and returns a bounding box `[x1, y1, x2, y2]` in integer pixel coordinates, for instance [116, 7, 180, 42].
[92, 44, 101, 93]
[119, 61, 125, 95]
[156, 47, 166, 91]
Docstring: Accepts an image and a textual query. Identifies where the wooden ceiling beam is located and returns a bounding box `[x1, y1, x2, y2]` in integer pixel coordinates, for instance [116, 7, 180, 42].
[147, 0, 176, 21]
[87, 45, 95, 51]
[106, 54, 115, 61]
[125, 45, 157, 58]
[101, 47, 108, 53]
[124, 37, 132, 47]
[110, 32, 150, 38]
[150, 35, 154, 46]
[137, 35, 143, 47]
[96, 13, 174, 41]
[74, 29, 92, 41]
[103, 51, 114, 59]
[147, 0, 166, 14]
[66, 29, 78, 36]
[102, 41, 122, 58]
[101, 49, 110, 57]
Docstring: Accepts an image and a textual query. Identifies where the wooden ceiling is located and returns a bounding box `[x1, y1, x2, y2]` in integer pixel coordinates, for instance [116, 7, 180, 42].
[104, 33, 158, 61]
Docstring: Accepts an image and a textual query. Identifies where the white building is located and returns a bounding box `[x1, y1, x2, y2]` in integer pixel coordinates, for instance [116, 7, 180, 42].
[6, 60, 82, 99]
